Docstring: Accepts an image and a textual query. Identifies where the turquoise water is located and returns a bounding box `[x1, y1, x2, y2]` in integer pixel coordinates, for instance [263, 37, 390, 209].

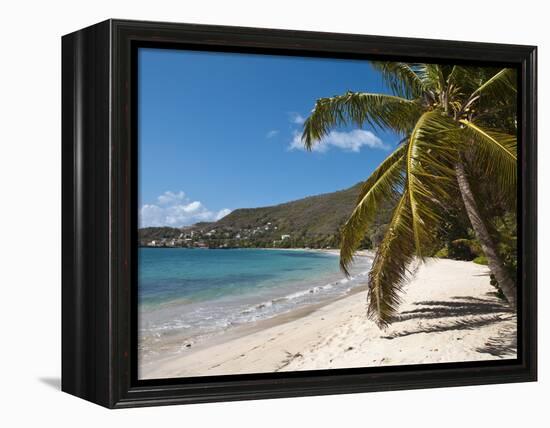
[138, 248, 371, 353]
[140, 248, 341, 307]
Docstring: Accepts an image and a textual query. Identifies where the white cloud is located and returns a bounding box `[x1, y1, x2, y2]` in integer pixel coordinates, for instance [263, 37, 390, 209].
[156, 190, 185, 205]
[139, 191, 231, 227]
[289, 113, 306, 125]
[181, 200, 203, 213]
[288, 129, 388, 153]
[215, 208, 232, 220]
[266, 130, 279, 138]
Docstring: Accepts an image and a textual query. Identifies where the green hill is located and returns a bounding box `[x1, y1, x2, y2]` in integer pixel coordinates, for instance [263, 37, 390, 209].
[217, 182, 362, 234]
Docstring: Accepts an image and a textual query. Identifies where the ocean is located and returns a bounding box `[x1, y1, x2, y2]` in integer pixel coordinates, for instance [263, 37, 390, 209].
[138, 248, 372, 360]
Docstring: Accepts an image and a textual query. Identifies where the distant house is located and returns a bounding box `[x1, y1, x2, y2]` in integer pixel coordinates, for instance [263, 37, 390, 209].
[281, 234, 291, 240]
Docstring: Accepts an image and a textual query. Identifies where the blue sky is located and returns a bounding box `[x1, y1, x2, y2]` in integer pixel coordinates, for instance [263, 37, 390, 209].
[138, 48, 400, 227]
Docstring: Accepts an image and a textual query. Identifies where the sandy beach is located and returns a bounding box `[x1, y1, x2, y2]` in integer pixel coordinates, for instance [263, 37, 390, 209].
[140, 258, 516, 379]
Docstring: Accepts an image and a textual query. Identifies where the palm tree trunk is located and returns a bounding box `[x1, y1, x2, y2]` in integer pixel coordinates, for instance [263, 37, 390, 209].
[454, 160, 516, 308]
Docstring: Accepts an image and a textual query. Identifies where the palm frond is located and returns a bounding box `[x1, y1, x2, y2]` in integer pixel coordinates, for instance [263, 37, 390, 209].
[472, 69, 517, 128]
[406, 111, 459, 258]
[343, 111, 459, 326]
[302, 92, 421, 149]
[367, 192, 415, 326]
[459, 120, 517, 196]
[416, 64, 442, 92]
[455, 68, 517, 120]
[370, 62, 425, 98]
[339, 142, 407, 275]
[448, 66, 502, 95]
[470, 68, 517, 99]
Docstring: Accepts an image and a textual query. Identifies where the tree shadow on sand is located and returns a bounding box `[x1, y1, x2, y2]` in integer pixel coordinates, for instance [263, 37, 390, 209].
[382, 295, 515, 344]
[394, 297, 512, 322]
[475, 324, 517, 357]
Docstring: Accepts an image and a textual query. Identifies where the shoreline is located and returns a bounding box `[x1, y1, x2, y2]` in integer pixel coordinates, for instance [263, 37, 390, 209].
[139, 284, 369, 376]
[138, 250, 374, 372]
[256, 247, 376, 260]
[139, 245, 374, 257]
[139, 258, 517, 380]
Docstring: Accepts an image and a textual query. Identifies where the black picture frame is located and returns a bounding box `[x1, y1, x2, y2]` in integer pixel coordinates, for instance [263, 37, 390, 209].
[61, 19, 537, 409]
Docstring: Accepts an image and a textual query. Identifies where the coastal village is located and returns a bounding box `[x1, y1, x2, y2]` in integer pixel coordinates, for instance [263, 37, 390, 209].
[140, 222, 298, 249]
[138, 217, 347, 249]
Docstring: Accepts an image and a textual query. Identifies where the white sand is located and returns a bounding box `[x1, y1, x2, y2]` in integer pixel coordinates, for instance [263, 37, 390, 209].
[140, 258, 516, 379]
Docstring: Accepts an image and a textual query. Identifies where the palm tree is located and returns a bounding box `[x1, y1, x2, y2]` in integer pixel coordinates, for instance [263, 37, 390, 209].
[302, 63, 517, 326]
